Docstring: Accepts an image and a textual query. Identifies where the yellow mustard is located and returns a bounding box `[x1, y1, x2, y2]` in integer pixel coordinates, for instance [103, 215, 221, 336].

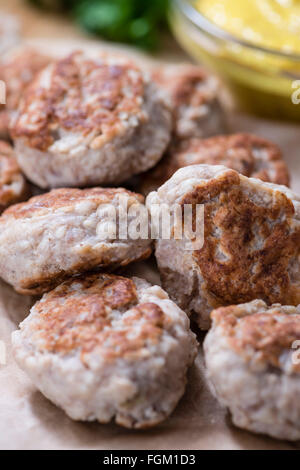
[195, 0, 300, 54]
[170, 0, 300, 120]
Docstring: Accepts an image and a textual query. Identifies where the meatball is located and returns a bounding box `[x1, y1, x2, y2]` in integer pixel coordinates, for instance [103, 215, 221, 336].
[146, 164, 300, 329]
[0, 187, 152, 294]
[140, 133, 290, 195]
[204, 300, 300, 440]
[152, 64, 226, 141]
[12, 273, 198, 428]
[0, 140, 28, 213]
[11, 51, 172, 188]
[0, 46, 51, 139]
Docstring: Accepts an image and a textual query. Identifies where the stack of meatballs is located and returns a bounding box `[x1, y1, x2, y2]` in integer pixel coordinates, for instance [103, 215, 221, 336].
[0, 43, 299, 440]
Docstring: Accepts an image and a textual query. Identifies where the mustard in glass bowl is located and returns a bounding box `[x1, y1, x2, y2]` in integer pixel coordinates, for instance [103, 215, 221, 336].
[170, 0, 300, 121]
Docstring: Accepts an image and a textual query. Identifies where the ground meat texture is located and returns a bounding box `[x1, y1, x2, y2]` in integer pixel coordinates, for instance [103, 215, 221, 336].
[147, 164, 300, 329]
[11, 51, 172, 188]
[204, 300, 300, 440]
[12, 273, 198, 428]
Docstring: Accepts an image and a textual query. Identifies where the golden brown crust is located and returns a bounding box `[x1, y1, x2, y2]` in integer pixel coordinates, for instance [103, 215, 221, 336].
[211, 304, 300, 372]
[152, 64, 222, 141]
[0, 109, 10, 137]
[0, 47, 51, 111]
[11, 51, 146, 151]
[141, 133, 290, 194]
[0, 140, 28, 212]
[2, 186, 144, 220]
[153, 64, 212, 109]
[181, 170, 300, 308]
[31, 274, 166, 362]
[0, 47, 51, 137]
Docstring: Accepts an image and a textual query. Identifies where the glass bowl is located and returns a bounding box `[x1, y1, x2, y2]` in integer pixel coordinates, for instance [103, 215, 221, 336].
[169, 0, 300, 121]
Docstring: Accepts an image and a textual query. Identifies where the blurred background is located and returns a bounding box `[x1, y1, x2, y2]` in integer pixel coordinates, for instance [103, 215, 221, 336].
[27, 0, 170, 52]
[1, 0, 299, 121]
[0, 0, 185, 61]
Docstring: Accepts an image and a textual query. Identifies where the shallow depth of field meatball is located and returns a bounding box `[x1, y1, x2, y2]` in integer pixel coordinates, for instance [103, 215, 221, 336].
[0, 187, 152, 295]
[140, 133, 290, 195]
[147, 164, 300, 329]
[12, 273, 198, 428]
[0, 140, 28, 213]
[0, 46, 51, 139]
[204, 300, 300, 440]
[11, 51, 172, 188]
[152, 64, 226, 141]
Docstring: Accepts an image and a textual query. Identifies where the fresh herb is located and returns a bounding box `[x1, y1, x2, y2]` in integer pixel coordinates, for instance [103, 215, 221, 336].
[28, 0, 169, 51]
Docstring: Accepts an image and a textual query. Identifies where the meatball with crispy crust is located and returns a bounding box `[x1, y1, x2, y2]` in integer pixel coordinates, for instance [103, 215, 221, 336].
[12, 273, 198, 428]
[11, 51, 172, 188]
[152, 64, 226, 141]
[0, 46, 51, 139]
[0, 187, 152, 295]
[147, 164, 300, 329]
[140, 133, 290, 195]
[0, 140, 28, 213]
[204, 300, 300, 440]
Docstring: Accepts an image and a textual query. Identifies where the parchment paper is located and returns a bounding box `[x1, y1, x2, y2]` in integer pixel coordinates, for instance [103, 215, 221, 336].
[0, 38, 299, 450]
